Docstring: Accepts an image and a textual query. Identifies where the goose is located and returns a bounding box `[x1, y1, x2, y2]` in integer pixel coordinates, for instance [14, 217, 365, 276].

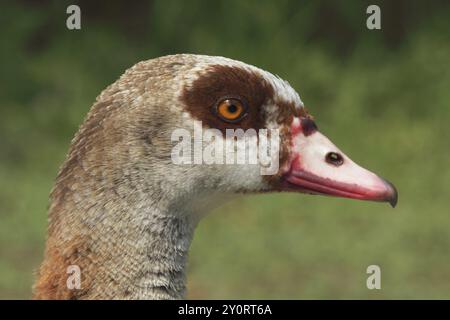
[33, 54, 397, 299]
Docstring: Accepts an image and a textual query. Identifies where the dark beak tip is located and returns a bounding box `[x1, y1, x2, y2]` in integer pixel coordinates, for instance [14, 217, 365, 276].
[389, 195, 398, 208]
[385, 180, 398, 208]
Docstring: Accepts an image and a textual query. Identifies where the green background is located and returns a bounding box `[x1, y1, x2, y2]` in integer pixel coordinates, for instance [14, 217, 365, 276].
[0, 0, 449, 299]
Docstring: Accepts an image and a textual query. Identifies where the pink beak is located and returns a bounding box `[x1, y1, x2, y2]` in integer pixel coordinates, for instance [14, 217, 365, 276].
[281, 117, 398, 207]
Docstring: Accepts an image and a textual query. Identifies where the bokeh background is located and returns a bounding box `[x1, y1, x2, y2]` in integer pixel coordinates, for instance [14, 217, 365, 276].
[1, 0, 449, 299]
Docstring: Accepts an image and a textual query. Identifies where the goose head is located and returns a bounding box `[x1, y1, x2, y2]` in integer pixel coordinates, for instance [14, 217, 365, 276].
[138, 54, 397, 209]
[34, 54, 397, 300]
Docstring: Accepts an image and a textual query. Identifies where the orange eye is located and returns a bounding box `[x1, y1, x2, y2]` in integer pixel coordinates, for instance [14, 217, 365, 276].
[215, 98, 247, 122]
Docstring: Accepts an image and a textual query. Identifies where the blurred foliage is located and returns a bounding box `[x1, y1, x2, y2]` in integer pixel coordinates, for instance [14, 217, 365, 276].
[0, 0, 449, 299]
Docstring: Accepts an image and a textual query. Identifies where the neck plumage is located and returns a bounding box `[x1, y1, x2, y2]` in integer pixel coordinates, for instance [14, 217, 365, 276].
[33, 177, 197, 299]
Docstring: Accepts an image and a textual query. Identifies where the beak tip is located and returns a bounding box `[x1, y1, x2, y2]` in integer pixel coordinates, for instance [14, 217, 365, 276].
[389, 197, 397, 208]
[384, 179, 398, 208]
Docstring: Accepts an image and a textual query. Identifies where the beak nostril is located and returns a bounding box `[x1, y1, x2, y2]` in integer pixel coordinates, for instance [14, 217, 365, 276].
[325, 152, 344, 167]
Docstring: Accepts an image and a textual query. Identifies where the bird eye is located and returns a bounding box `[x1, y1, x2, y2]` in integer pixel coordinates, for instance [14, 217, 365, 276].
[325, 152, 344, 166]
[215, 98, 247, 123]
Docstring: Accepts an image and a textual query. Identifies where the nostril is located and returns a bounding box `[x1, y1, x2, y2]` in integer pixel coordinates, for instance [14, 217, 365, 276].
[325, 152, 344, 167]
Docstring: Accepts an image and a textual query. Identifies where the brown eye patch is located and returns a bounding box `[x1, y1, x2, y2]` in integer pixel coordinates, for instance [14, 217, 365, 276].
[180, 64, 274, 133]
